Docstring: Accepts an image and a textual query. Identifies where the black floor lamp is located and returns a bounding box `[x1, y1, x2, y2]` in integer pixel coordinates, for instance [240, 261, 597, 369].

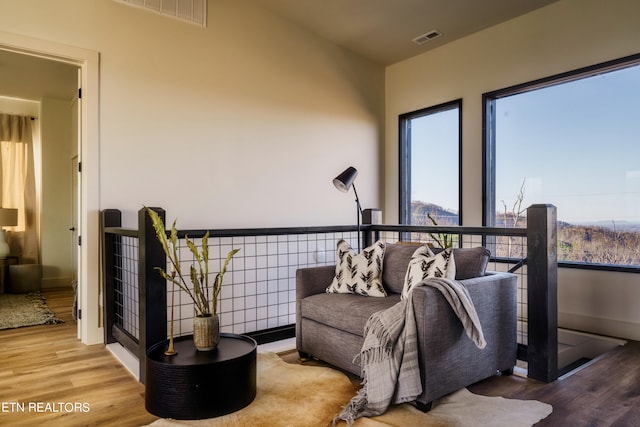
[333, 166, 362, 251]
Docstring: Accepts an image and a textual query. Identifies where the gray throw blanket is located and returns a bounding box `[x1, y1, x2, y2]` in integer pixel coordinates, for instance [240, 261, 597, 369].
[335, 277, 487, 426]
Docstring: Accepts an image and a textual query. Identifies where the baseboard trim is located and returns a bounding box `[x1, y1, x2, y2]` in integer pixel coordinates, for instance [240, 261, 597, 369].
[559, 312, 640, 341]
[107, 342, 140, 380]
[41, 277, 74, 289]
[246, 324, 295, 345]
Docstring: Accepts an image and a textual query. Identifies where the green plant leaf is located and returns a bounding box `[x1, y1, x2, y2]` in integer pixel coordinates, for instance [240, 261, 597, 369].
[145, 209, 239, 317]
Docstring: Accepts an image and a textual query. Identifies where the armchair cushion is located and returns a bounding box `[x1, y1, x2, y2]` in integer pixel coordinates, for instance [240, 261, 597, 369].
[301, 293, 400, 336]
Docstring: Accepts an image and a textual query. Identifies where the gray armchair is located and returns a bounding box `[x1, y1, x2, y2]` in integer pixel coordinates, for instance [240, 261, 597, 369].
[296, 244, 518, 410]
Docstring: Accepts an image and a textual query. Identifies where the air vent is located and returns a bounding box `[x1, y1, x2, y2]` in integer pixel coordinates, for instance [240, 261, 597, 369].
[115, 0, 207, 27]
[412, 30, 442, 45]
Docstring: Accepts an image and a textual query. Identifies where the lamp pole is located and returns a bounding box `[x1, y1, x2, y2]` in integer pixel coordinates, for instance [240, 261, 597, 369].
[351, 183, 363, 252]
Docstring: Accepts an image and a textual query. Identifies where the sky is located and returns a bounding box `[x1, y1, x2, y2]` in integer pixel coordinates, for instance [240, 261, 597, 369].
[410, 62, 640, 225]
[410, 107, 459, 212]
[495, 64, 640, 223]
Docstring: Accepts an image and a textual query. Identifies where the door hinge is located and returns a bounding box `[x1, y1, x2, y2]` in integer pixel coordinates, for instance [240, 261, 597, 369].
[78, 88, 82, 99]
[78, 309, 82, 320]
[78, 162, 82, 173]
[78, 235, 82, 246]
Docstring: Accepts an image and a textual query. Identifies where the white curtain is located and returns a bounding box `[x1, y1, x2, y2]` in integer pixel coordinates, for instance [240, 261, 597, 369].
[0, 113, 39, 263]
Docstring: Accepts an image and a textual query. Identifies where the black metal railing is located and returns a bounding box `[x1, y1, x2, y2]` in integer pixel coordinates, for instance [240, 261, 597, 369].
[100, 204, 557, 384]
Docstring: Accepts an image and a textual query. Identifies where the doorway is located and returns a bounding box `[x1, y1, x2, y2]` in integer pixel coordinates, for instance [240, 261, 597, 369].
[0, 31, 101, 345]
[0, 58, 79, 333]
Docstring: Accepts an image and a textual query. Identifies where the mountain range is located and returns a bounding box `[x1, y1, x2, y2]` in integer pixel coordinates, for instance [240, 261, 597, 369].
[411, 200, 640, 265]
[412, 201, 640, 231]
[571, 220, 640, 232]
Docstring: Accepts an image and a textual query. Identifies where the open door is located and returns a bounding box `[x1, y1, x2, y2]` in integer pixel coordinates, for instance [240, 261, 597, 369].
[71, 154, 79, 318]
[72, 68, 82, 339]
[1, 31, 102, 345]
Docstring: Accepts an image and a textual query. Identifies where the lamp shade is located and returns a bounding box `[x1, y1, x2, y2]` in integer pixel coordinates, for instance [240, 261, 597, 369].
[333, 167, 358, 192]
[0, 208, 18, 227]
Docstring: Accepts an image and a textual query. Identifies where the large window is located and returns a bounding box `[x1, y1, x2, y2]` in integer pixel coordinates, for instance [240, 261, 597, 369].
[485, 54, 640, 268]
[399, 100, 461, 226]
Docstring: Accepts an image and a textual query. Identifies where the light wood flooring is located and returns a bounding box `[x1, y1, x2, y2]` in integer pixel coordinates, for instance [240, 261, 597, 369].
[0, 287, 157, 426]
[2, 287, 640, 426]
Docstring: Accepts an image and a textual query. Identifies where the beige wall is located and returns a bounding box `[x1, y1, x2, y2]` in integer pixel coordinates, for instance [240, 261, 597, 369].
[0, 97, 38, 117]
[385, 0, 640, 340]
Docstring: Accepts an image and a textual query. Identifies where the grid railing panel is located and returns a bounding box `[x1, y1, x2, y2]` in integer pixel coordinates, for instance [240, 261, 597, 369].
[168, 232, 359, 337]
[102, 205, 556, 383]
[112, 235, 140, 340]
[104, 224, 530, 349]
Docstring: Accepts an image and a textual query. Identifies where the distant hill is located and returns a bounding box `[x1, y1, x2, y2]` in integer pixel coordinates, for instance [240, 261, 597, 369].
[410, 201, 458, 225]
[572, 220, 640, 232]
[410, 200, 640, 265]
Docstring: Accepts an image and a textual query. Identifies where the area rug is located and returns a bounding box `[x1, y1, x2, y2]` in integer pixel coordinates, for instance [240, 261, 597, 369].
[0, 292, 63, 329]
[146, 352, 552, 427]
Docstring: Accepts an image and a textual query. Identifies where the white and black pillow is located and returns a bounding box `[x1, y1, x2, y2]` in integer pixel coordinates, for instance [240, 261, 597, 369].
[326, 239, 387, 297]
[401, 246, 456, 300]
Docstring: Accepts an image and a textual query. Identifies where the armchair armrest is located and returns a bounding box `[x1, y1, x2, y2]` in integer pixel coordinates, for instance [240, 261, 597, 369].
[295, 265, 335, 356]
[412, 271, 517, 341]
[296, 265, 335, 300]
[410, 271, 518, 405]
[458, 272, 518, 317]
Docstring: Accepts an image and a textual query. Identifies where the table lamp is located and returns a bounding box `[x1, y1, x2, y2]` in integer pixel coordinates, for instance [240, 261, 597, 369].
[0, 208, 18, 258]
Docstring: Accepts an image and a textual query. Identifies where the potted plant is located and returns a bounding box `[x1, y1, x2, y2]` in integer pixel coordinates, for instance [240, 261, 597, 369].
[146, 207, 240, 351]
[427, 212, 454, 249]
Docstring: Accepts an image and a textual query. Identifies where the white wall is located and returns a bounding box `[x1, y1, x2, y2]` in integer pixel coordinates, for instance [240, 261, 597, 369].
[98, 0, 384, 229]
[385, 0, 640, 340]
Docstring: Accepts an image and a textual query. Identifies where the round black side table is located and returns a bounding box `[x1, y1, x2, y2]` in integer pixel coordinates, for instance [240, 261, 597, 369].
[145, 333, 257, 420]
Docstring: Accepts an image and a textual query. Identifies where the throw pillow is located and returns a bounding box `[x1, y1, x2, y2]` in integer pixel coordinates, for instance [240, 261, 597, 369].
[401, 246, 456, 300]
[326, 239, 387, 297]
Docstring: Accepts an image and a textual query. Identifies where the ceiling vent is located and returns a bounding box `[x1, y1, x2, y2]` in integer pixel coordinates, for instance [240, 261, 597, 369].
[115, 0, 207, 27]
[412, 30, 442, 45]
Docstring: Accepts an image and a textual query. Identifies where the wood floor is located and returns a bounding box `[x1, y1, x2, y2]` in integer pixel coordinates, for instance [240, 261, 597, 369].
[0, 287, 158, 427]
[2, 287, 639, 426]
[467, 343, 640, 426]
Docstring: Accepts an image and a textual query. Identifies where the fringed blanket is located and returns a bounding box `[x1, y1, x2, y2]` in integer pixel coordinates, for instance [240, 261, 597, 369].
[335, 277, 487, 426]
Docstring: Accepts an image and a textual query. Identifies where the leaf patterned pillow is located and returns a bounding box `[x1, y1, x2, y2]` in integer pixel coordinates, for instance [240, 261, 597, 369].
[401, 246, 456, 300]
[326, 239, 387, 297]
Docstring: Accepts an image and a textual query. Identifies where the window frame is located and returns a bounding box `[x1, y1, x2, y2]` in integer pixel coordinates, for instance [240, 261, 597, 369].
[483, 53, 640, 272]
[399, 99, 463, 225]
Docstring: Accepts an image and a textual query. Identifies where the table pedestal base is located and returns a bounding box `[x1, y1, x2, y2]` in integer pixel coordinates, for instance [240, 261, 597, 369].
[145, 334, 257, 420]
